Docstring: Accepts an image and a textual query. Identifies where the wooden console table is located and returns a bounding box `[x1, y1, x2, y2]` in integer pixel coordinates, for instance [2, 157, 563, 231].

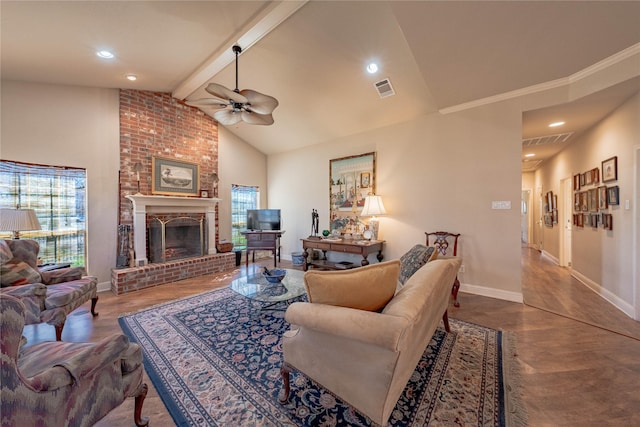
[242, 230, 285, 268]
[301, 238, 384, 271]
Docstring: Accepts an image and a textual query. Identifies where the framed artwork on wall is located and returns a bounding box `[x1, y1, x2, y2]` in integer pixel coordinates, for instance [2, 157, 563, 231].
[602, 156, 617, 183]
[329, 152, 376, 233]
[573, 174, 581, 191]
[607, 185, 619, 205]
[151, 156, 199, 196]
[588, 188, 599, 212]
[598, 186, 608, 210]
[577, 213, 584, 227]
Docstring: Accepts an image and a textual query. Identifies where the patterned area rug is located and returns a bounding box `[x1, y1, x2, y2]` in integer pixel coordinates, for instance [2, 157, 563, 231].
[119, 287, 526, 426]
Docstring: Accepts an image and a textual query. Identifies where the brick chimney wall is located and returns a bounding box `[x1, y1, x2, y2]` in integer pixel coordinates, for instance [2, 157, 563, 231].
[118, 90, 219, 231]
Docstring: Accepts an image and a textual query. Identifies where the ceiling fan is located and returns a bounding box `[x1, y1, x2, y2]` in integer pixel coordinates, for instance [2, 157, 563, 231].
[186, 45, 279, 126]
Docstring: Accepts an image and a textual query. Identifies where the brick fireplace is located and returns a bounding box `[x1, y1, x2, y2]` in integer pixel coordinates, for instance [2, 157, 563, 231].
[111, 194, 234, 294]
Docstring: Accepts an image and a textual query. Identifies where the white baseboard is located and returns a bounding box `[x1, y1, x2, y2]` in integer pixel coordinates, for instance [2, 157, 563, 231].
[541, 250, 559, 265]
[539, 251, 635, 319]
[97, 281, 111, 293]
[459, 282, 524, 304]
[571, 270, 635, 318]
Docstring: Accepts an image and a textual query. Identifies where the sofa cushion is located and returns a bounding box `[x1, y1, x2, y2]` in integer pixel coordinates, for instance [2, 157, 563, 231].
[1, 259, 42, 287]
[398, 245, 438, 285]
[304, 260, 400, 312]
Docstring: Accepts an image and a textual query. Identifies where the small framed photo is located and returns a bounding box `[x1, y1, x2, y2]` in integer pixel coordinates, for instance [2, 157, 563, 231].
[588, 188, 599, 213]
[585, 170, 593, 186]
[580, 173, 585, 186]
[200, 190, 210, 198]
[602, 213, 613, 230]
[597, 186, 608, 210]
[577, 213, 584, 227]
[591, 168, 600, 185]
[590, 213, 599, 228]
[546, 191, 553, 212]
[602, 156, 617, 183]
[574, 193, 580, 211]
[544, 214, 553, 227]
[573, 174, 581, 191]
[552, 209, 558, 224]
[580, 191, 588, 212]
[607, 185, 619, 205]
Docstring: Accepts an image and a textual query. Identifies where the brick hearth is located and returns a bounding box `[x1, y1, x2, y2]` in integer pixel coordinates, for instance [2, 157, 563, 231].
[111, 253, 235, 295]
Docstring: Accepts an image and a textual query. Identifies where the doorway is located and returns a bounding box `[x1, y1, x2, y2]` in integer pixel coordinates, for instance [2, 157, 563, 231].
[559, 177, 572, 267]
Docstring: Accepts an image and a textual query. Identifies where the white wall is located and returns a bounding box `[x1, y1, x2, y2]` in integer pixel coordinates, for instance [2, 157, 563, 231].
[217, 126, 268, 242]
[535, 91, 640, 313]
[269, 101, 525, 301]
[1, 81, 120, 286]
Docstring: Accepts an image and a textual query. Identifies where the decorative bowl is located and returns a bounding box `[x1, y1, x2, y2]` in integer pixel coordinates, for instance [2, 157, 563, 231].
[262, 268, 287, 283]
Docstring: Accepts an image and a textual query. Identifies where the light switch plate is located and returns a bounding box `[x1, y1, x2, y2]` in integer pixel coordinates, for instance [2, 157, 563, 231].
[491, 201, 511, 210]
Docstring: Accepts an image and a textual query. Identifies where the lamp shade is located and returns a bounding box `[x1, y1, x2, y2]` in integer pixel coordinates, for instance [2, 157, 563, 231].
[360, 195, 387, 217]
[0, 208, 42, 239]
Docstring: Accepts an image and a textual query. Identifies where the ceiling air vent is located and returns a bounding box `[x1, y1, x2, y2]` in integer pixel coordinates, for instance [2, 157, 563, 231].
[374, 78, 395, 98]
[522, 132, 574, 147]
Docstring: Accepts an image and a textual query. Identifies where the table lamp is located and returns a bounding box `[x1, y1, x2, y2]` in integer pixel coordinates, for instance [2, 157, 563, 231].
[0, 208, 42, 239]
[360, 195, 386, 240]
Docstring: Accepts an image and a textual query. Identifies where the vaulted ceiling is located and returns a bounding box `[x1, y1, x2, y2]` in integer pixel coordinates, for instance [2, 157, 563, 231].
[2, 1, 640, 167]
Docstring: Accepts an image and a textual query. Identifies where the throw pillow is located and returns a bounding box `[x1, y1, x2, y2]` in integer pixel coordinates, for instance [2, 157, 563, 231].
[304, 260, 400, 312]
[1, 258, 42, 287]
[398, 244, 437, 285]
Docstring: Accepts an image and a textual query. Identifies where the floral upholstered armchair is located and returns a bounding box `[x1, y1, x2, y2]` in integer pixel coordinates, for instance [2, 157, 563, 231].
[0, 294, 149, 427]
[0, 239, 98, 340]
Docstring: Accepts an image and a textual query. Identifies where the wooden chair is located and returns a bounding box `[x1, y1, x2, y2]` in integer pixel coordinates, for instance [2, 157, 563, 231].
[425, 231, 461, 307]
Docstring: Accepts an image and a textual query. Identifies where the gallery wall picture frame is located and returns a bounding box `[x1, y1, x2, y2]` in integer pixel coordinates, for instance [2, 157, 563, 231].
[602, 213, 613, 230]
[580, 191, 588, 211]
[552, 209, 558, 224]
[591, 168, 600, 185]
[580, 173, 585, 187]
[607, 185, 619, 205]
[574, 193, 580, 211]
[590, 213, 599, 228]
[597, 186, 608, 210]
[573, 174, 581, 191]
[546, 191, 553, 212]
[329, 152, 376, 233]
[151, 156, 200, 196]
[544, 213, 553, 227]
[577, 213, 584, 227]
[588, 188, 599, 213]
[584, 170, 593, 186]
[602, 156, 618, 183]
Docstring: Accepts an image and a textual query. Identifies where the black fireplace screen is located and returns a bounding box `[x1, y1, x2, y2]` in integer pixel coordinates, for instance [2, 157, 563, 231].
[147, 216, 205, 263]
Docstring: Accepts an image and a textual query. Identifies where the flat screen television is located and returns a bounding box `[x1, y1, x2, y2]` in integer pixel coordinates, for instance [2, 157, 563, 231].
[247, 209, 281, 231]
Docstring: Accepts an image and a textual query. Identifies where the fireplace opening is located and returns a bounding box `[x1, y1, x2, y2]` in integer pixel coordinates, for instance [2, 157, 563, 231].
[147, 215, 206, 263]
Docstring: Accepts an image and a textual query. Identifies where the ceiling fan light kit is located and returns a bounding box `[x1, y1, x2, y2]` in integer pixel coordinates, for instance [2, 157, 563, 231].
[186, 45, 278, 126]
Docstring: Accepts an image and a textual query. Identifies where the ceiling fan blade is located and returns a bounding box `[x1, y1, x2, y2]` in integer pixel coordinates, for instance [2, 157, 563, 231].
[205, 83, 248, 104]
[185, 98, 228, 110]
[213, 109, 243, 126]
[240, 89, 279, 115]
[241, 112, 274, 126]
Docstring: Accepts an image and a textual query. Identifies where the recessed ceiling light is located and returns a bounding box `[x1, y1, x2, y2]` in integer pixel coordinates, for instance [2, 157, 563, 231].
[125, 74, 137, 81]
[366, 63, 379, 74]
[524, 153, 535, 158]
[549, 121, 565, 128]
[96, 50, 114, 59]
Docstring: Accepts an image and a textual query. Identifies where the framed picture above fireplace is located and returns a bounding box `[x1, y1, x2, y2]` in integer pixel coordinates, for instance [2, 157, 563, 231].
[152, 156, 200, 196]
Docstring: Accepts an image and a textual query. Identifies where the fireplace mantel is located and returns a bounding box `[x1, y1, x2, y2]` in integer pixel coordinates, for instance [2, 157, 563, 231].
[126, 194, 221, 266]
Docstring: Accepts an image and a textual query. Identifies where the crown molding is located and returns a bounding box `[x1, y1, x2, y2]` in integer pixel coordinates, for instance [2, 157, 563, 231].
[440, 42, 640, 115]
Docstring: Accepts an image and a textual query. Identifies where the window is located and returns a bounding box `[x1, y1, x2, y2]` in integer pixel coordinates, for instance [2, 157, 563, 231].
[231, 184, 259, 248]
[0, 160, 87, 266]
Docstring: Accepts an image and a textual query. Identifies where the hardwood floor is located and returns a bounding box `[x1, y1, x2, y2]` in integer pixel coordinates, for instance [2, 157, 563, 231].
[21, 256, 640, 426]
[521, 245, 640, 340]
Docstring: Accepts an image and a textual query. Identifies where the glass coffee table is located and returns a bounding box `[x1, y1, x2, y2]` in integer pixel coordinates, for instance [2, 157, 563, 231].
[230, 268, 306, 310]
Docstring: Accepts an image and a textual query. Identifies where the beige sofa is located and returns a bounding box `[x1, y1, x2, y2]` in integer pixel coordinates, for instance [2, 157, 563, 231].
[280, 257, 462, 426]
